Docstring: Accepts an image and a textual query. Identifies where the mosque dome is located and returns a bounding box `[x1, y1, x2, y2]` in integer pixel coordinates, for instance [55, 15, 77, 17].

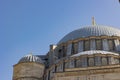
[58, 25, 120, 44]
[18, 54, 43, 64]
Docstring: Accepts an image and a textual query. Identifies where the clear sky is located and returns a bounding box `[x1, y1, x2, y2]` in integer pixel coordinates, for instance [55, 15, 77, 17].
[0, 0, 120, 80]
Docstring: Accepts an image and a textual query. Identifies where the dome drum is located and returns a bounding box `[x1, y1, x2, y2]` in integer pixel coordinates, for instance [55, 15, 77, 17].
[55, 37, 120, 59]
[13, 62, 45, 80]
[49, 51, 120, 72]
[45, 50, 120, 80]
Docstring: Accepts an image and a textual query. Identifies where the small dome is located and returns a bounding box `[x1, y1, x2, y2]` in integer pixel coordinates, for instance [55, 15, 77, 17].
[58, 25, 120, 44]
[18, 54, 43, 64]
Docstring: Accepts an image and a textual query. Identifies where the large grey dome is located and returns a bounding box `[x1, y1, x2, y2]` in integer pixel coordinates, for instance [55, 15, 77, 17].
[58, 25, 120, 44]
[18, 54, 43, 64]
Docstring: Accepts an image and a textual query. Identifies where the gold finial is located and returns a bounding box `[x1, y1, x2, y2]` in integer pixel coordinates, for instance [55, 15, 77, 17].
[92, 17, 96, 26]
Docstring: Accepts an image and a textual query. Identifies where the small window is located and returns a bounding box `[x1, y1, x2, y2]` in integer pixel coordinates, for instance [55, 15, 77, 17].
[73, 42, 78, 54]
[108, 56, 115, 64]
[57, 64, 63, 71]
[115, 58, 119, 64]
[69, 60, 75, 68]
[95, 56, 101, 66]
[66, 44, 72, 56]
[65, 62, 69, 68]
[108, 39, 115, 51]
[89, 58, 94, 66]
[58, 49, 62, 59]
[76, 59, 82, 67]
[102, 57, 107, 65]
[62, 46, 66, 57]
[96, 39, 102, 50]
[84, 40, 90, 51]
[81, 57, 87, 67]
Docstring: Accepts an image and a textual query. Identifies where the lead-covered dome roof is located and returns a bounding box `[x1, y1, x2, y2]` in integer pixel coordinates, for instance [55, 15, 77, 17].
[58, 25, 120, 44]
[18, 54, 43, 64]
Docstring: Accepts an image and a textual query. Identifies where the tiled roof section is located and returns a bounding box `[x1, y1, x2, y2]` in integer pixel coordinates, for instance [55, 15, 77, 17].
[58, 25, 120, 44]
[18, 54, 44, 64]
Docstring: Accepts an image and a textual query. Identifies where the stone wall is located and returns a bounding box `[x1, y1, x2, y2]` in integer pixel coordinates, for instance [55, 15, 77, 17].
[53, 65, 120, 80]
[13, 62, 44, 80]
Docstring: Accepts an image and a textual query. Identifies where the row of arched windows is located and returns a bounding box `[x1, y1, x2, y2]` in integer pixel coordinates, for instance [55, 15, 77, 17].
[57, 39, 116, 58]
[45, 54, 120, 80]
[64, 56, 119, 68]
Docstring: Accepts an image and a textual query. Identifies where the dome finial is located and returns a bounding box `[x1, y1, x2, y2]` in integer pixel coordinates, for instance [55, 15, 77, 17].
[92, 17, 96, 26]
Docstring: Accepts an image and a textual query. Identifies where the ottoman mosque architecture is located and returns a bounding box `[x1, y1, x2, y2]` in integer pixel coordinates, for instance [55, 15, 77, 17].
[13, 18, 120, 80]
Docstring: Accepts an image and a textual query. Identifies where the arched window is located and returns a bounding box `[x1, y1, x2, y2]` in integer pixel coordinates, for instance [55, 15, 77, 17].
[66, 44, 72, 56]
[76, 59, 82, 67]
[108, 56, 115, 64]
[73, 42, 78, 54]
[115, 58, 119, 64]
[96, 39, 102, 50]
[108, 39, 115, 51]
[89, 58, 94, 66]
[57, 64, 63, 71]
[81, 57, 87, 67]
[102, 57, 107, 65]
[65, 62, 69, 68]
[78, 41, 84, 52]
[69, 60, 75, 68]
[95, 56, 101, 66]
[62, 46, 66, 57]
[84, 40, 90, 51]
[58, 49, 62, 59]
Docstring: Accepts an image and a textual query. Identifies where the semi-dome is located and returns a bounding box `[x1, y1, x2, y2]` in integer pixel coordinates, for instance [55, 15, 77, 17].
[58, 25, 120, 44]
[18, 54, 43, 64]
[71, 50, 119, 57]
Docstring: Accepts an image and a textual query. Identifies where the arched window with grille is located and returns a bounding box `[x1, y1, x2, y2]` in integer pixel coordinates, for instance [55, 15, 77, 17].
[96, 39, 102, 50]
[108, 39, 115, 51]
[114, 58, 119, 64]
[102, 57, 108, 65]
[76, 59, 82, 67]
[95, 56, 101, 66]
[73, 42, 78, 54]
[88, 57, 94, 66]
[84, 40, 90, 51]
[65, 62, 69, 68]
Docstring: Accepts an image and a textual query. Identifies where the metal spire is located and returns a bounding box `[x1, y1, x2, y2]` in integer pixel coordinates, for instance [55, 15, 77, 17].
[92, 17, 96, 26]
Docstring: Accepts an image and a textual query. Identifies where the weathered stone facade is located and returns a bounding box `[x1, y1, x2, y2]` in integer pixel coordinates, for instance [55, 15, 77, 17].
[53, 65, 120, 80]
[13, 62, 44, 80]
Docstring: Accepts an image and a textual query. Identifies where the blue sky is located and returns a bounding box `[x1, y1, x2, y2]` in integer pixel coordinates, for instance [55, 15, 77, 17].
[0, 0, 120, 80]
